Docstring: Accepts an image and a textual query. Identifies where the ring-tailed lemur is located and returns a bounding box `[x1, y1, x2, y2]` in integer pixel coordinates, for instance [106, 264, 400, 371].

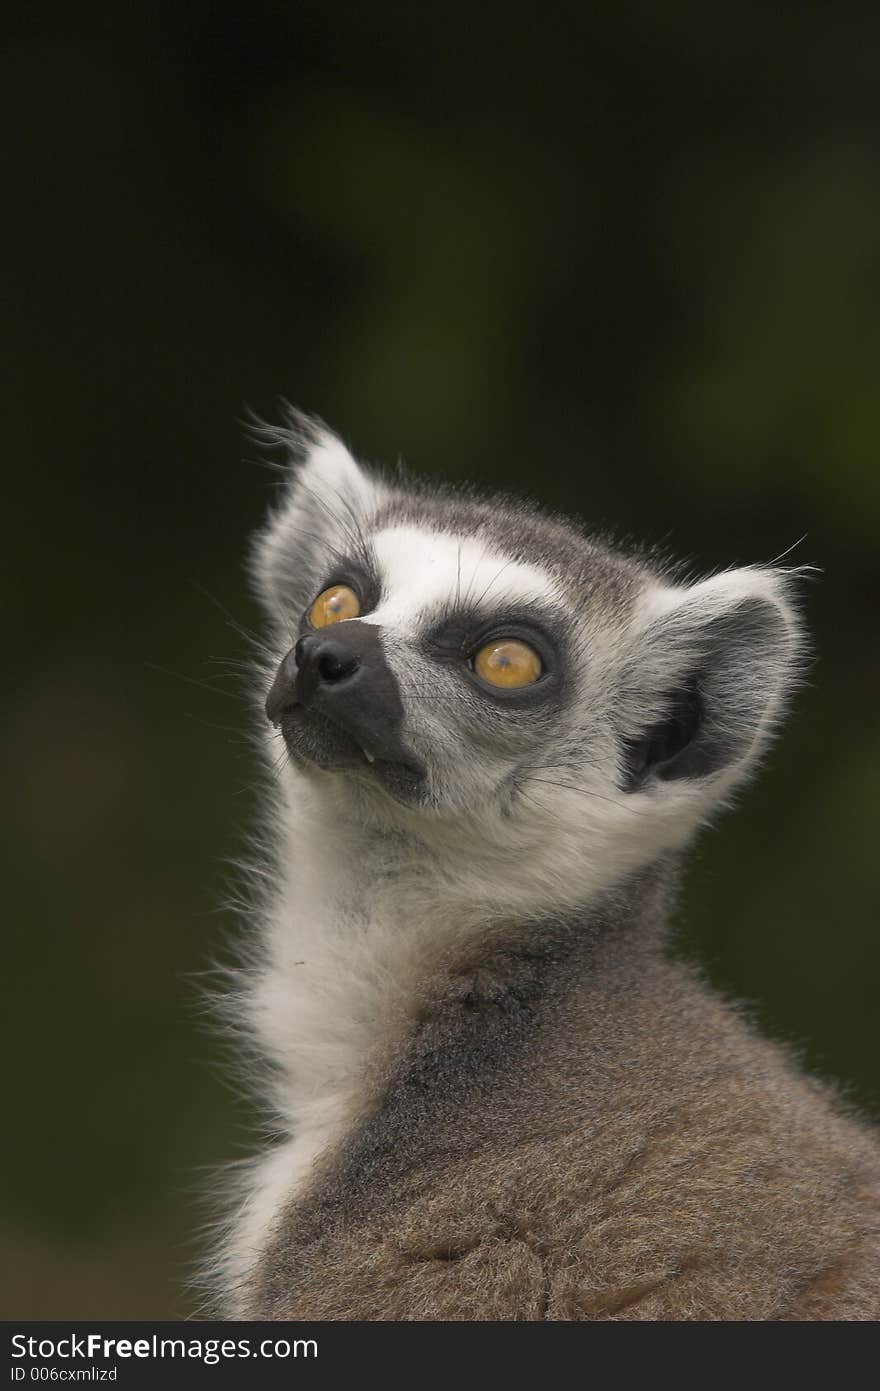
[211, 410, 880, 1319]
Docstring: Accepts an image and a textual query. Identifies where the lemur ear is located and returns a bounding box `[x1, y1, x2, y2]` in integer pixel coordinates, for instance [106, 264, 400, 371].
[619, 568, 805, 792]
[247, 408, 383, 619]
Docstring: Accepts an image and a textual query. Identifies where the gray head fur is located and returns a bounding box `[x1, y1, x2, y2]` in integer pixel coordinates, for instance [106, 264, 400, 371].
[248, 406, 805, 923]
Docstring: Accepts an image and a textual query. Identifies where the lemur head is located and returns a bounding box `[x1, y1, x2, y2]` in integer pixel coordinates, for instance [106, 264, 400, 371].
[250, 410, 804, 913]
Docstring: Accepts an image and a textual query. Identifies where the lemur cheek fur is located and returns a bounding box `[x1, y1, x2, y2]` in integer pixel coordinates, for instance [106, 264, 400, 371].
[209, 409, 880, 1322]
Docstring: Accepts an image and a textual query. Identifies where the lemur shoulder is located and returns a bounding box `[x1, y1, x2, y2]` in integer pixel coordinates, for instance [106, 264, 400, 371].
[210, 411, 880, 1320]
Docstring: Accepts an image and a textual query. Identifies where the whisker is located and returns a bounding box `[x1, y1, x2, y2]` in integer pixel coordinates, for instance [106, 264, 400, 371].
[182, 713, 252, 739]
[527, 777, 647, 816]
[191, 582, 270, 657]
[470, 555, 518, 610]
[144, 662, 242, 701]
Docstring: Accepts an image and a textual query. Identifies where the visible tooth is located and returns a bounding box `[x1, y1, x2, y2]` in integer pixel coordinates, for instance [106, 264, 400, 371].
[363, 748, 375, 764]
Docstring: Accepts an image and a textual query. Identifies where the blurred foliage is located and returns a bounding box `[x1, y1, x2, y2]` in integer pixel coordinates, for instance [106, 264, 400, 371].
[2, 1, 878, 1316]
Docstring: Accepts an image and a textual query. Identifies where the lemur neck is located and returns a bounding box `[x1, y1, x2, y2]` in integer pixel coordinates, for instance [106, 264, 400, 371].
[243, 804, 675, 1306]
[261, 776, 675, 1142]
[283, 772, 676, 945]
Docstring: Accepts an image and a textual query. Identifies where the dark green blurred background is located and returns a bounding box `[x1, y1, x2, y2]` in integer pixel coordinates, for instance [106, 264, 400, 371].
[3, 3, 878, 1317]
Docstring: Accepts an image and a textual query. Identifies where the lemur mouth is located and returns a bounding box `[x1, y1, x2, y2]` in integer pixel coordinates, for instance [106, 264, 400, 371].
[277, 705, 427, 803]
[265, 629, 426, 801]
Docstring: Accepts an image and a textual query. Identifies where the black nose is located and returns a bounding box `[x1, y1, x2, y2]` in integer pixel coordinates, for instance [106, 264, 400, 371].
[265, 633, 362, 723]
[295, 634, 360, 686]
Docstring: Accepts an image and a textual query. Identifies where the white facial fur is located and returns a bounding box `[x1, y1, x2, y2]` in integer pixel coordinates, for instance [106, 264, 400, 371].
[368, 524, 559, 632]
[211, 419, 805, 1312]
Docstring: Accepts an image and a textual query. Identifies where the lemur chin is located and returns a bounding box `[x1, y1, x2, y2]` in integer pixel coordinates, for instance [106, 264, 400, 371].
[207, 408, 880, 1320]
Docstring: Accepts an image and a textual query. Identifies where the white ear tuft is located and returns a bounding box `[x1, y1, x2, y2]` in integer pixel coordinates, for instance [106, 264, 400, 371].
[247, 409, 384, 619]
[619, 566, 808, 792]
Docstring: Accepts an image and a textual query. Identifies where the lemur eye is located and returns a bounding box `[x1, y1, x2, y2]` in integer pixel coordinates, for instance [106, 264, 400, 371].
[310, 584, 361, 627]
[473, 639, 543, 689]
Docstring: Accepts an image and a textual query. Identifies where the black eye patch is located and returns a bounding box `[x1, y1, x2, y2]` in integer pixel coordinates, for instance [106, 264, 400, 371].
[420, 604, 567, 704]
[301, 555, 381, 631]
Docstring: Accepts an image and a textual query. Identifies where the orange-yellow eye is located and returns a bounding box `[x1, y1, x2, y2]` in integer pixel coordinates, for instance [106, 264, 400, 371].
[473, 639, 543, 689]
[309, 584, 361, 628]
